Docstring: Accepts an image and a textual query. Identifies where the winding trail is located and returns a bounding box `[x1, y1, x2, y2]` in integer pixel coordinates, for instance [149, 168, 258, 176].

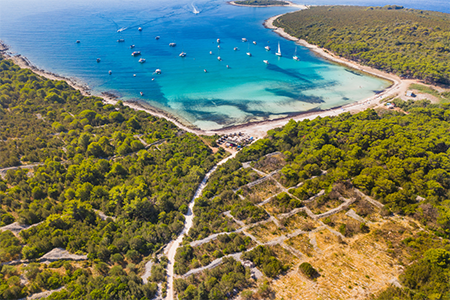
[164, 153, 236, 300]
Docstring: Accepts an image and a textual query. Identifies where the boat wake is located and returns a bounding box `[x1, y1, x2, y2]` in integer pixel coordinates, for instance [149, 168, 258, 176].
[191, 3, 200, 14]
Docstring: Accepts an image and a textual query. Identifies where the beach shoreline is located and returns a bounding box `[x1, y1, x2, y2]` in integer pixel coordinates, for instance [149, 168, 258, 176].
[0, 12, 410, 140]
[228, 1, 308, 9]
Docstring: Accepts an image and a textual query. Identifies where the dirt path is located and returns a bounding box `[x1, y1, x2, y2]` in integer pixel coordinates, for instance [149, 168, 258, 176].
[164, 153, 236, 300]
[0, 163, 44, 179]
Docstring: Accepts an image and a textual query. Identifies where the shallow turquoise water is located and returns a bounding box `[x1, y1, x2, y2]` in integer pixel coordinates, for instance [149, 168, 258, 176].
[1, 0, 397, 129]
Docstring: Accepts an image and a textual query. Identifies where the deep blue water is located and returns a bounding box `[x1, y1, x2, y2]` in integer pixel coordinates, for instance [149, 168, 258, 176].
[0, 0, 447, 129]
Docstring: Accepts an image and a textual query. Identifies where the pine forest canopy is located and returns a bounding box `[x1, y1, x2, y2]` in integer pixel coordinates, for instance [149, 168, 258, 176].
[274, 5, 450, 85]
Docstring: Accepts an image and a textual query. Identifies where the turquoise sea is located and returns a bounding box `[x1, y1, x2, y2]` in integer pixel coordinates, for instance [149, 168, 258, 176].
[0, 0, 447, 130]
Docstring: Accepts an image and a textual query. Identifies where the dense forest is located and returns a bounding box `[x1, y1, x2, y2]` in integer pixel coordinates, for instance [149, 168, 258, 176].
[274, 6, 450, 84]
[0, 57, 226, 299]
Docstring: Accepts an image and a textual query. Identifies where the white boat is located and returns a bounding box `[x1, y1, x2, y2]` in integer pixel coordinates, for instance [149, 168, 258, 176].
[179, 52, 186, 57]
[209, 51, 213, 55]
[242, 38, 247, 42]
[140, 92, 144, 96]
[130, 45, 135, 49]
[293, 45, 299, 61]
[138, 27, 142, 31]
[131, 51, 141, 56]
[155, 36, 160, 40]
[263, 60, 269, 64]
[217, 56, 221, 61]
[155, 69, 161, 74]
[117, 27, 127, 33]
[253, 41, 257, 45]
[226, 65, 229, 68]
[169, 43, 176, 47]
[276, 42, 281, 56]
[234, 47, 238, 51]
[139, 58, 146, 63]
[217, 45, 221, 49]
[133, 74, 136, 77]
[204, 69, 207, 73]
[246, 52, 251, 56]
[265, 46, 270, 51]
[217, 39, 220, 44]
[108, 70, 112, 75]
[96, 58, 101, 63]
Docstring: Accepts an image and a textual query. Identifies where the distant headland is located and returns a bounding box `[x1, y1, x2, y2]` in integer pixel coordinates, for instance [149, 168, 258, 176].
[229, 0, 303, 8]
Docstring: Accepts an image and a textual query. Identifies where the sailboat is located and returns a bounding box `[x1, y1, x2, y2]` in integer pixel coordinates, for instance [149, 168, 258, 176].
[275, 42, 281, 57]
[293, 46, 299, 61]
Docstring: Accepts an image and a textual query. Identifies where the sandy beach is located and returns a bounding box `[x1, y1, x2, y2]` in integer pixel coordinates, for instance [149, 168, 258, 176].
[0, 11, 415, 140]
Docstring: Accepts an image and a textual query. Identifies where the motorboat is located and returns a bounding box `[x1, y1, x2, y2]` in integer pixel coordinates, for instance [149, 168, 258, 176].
[265, 46, 270, 51]
[217, 56, 221, 61]
[155, 69, 161, 74]
[234, 47, 238, 51]
[263, 60, 269, 64]
[140, 92, 144, 96]
[117, 39, 125, 43]
[242, 38, 247, 42]
[138, 27, 142, 31]
[210, 51, 213, 55]
[169, 43, 176, 47]
[96, 58, 101, 63]
[76, 40, 80, 43]
[217, 38, 220, 43]
[131, 51, 141, 56]
[179, 52, 186, 57]
[139, 58, 146, 63]
[246, 52, 251, 56]
[204, 69, 207, 73]
[108, 70, 112, 75]
[217, 45, 221, 49]
[130, 45, 135, 49]
[226, 65, 229, 68]
[155, 36, 160, 40]
[253, 41, 257, 45]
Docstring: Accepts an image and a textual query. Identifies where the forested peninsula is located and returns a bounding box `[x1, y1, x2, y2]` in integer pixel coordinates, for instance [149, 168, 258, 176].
[232, 0, 289, 7]
[273, 5, 450, 85]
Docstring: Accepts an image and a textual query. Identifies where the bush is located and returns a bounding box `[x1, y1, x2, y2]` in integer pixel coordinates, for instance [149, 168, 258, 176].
[299, 262, 318, 279]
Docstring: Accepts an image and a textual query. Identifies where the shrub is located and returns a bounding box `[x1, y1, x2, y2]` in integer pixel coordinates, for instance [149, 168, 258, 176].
[299, 262, 318, 279]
